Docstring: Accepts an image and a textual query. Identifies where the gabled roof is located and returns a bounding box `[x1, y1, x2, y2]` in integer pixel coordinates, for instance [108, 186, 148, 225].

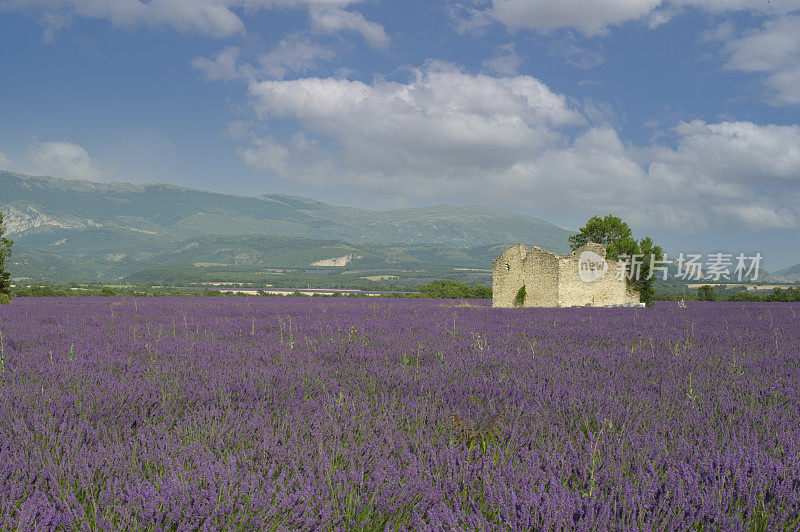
[493, 243, 528, 265]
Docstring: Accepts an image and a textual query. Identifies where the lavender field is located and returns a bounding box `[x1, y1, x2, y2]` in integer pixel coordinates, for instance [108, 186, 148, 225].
[0, 298, 799, 530]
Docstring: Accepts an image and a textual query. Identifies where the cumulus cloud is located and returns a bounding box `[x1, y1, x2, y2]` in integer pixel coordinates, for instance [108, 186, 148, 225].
[491, 0, 662, 35]
[237, 133, 333, 186]
[447, 3, 495, 36]
[461, 1, 800, 108]
[660, 120, 800, 183]
[482, 43, 522, 75]
[477, 0, 800, 35]
[246, 63, 583, 179]
[235, 63, 800, 232]
[724, 17, 800, 73]
[644, 120, 800, 230]
[722, 15, 800, 104]
[258, 34, 336, 79]
[192, 46, 242, 80]
[673, 0, 800, 15]
[3, 0, 383, 41]
[309, 7, 389, 49]
[4, 0, 245, 37]
[40, 11, 69, 42]
[27, 141, 105, 180]
[711, 204, 798, 230]
[548, 35, 605, 69]
[192, 35, 336, 82]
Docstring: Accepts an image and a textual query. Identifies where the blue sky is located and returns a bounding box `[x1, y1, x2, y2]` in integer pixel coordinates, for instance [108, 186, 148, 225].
[1, 0, 799, 269]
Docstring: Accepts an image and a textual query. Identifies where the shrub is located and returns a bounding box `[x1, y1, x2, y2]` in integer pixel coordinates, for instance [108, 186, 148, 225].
[725, 291, 762, 302]
[515, 285, 526, 307]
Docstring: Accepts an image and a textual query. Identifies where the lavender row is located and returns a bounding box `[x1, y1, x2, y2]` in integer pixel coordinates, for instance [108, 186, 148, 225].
[0, 298, 798, 530]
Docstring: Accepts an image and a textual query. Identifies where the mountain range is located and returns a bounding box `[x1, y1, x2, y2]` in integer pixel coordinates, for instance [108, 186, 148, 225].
[0, 171, 573, 282]
[3, 170, 798, 285]
[776, 263, 800, 276]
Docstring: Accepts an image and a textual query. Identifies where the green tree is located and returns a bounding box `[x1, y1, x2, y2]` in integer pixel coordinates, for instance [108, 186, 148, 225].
[0, 211, 13, 305]
[421, 280, 492, 299]
[568, 215, 637, 257]
[100, 286, 117, 297]
[696, 285, 718, 301]
[569, 215, 664, 306]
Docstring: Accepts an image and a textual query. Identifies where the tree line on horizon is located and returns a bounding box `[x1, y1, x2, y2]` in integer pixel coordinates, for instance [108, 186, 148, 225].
[0, 210, 12, 305]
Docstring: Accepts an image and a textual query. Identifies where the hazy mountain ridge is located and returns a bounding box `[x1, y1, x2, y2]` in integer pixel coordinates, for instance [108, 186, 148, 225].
[776, 263, 800, 276]
[4, 171, 796, 285]
[1, 171, 571, 281]
[1, 171, 571, 248]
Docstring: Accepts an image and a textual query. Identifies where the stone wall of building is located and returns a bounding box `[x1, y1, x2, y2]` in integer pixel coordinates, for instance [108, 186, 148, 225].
[556, 257, 639, 307]
[492, 242, 640, 308]
[491, 243, 528, 308]
[521, 246, 559, 307]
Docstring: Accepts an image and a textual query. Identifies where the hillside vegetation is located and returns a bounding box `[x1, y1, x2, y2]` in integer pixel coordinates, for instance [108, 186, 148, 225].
[1, 171, 572, 282]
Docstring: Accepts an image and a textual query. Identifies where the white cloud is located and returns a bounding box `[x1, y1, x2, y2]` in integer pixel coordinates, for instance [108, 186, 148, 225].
[722, 15, 800, 104]
[674, 0, 800, 15]
[40, 11, 69, 42]
[482, 43, 522, 75]
[27, 141, 105, 180]
[701, 20, 735, 43]
[480, 0, 800, 35]
[309, 7, 389, 49]
[724, 16, 800, 73]
[246, 62, 583, 179]
[4, 0, 380, 40]
[238, 0, 360, 7]
[643, 120, 800, 230]
[664, 120, 800, 182]
[192, 46, 242, 81]
[506, 127, 650, 210]
[646, 6, 678, 28]
[226, 120, 252, 140]
[237, 133, 333, 185]
[258, 34, 336, 79]
[473, 1, 800, 107]
[5, 0, 245, 37]
[238, 62, 800, 232]
[192, 36, 336, 82]
[549, 35, 605, 69]
[447, 3, 495, 36]
[711, 204, 798, 230]
[765, 66, 800, 105]
[238, 135, 290, 174]
[491, 0, 663, 35]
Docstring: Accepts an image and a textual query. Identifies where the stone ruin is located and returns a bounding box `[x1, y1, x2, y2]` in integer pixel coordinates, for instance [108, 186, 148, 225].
[492, 242, 640, 308]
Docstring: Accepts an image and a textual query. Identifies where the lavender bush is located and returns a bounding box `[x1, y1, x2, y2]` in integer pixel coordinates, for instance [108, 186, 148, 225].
[0, 298, 798, 530]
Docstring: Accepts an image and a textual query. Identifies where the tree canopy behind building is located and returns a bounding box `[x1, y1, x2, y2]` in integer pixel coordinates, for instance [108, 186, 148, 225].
[569, 215, 663, 305]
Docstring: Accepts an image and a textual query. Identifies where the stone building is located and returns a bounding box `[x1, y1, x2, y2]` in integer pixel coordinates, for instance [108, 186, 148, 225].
[492, 242, 640, 308]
